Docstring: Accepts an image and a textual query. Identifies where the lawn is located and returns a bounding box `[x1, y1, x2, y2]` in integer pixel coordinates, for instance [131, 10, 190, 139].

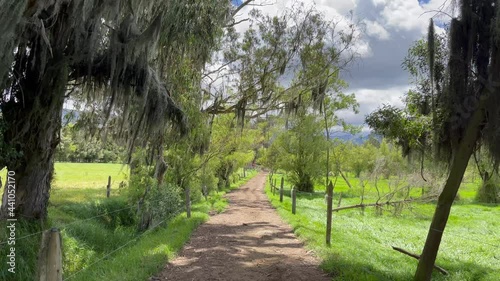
[265, 173, 500, 281]
[0, 163, 257, 281]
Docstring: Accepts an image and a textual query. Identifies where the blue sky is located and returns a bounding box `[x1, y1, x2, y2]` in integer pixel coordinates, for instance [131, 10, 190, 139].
[231, 0, 243, 6]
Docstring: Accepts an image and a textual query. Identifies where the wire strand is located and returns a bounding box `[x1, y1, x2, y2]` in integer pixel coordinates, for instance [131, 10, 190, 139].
[63, 218, 169, 281]
[0, 196, 170, 245]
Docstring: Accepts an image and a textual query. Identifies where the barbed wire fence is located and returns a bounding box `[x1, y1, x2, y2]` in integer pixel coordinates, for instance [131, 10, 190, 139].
[267, 174, 500, 267]
[1, 195, 180, 280]
[2, 169, 259, 280]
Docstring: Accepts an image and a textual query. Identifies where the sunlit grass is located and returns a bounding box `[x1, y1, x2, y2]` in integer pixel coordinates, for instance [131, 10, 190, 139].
[265, 174, 500, 281]
[0, 163, 257, 281]
[52, 162, 129, 189]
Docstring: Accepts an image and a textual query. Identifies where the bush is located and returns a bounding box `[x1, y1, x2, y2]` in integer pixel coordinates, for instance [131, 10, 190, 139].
[143, 183, 182, 223]
[476, 176, 499, 203]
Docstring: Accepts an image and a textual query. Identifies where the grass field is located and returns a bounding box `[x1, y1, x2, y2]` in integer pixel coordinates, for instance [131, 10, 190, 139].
[0, 163, 257, 281]
[265, 174, 500, 281]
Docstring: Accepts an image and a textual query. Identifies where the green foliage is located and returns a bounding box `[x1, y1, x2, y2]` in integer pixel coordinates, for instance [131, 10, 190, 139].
[365, 104, 430, 156]
[128, 163, 182, 223]
[144, 183, 182, 223]
[268, 114, 327, 192]
[208, 3, 358, 120]
[127, 164, 155, 203]
[0, 163, 254, 281]
[56, 124, 124, 163]
[366, 33, 447, 160]
[348, 142, 377, 178]
[476, 175, 500, 203]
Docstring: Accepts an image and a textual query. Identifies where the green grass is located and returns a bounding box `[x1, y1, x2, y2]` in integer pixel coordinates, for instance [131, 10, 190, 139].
[52, 162, 129, 189]
[0, 163, 257, 281]
[265, 174, 500, 281]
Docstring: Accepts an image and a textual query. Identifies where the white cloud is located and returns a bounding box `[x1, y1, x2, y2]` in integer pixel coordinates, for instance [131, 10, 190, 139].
[374, 0, 451, 34]
[336, 85, 408, 125]
[317, 0, 358, 14]
[363, 20, 390, 40]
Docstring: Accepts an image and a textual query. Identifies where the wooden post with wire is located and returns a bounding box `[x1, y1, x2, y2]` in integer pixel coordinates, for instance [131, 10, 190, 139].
[37, 228, 63, 281]
[106, 176, 111, 198]
[326, 181, 334, 245]
[279, 177, 284, 202]
[291, 187, 296, 214]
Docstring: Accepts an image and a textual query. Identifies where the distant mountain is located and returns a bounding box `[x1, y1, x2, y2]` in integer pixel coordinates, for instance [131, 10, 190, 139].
[328, 131, 380, 144]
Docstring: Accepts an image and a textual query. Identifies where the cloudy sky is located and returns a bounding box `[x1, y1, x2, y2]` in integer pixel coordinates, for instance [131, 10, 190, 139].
[232, 0, 451, 130]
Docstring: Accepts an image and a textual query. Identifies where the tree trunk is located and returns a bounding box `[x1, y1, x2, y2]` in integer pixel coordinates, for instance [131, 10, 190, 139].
[138, 152, 167, 231]
[0, 63, 66, 221]
[0, 4, 71, 221]
[414, 96, 485, 281]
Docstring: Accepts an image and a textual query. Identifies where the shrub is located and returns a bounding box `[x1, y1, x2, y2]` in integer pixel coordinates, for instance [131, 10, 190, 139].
[476, 176, 499, 203]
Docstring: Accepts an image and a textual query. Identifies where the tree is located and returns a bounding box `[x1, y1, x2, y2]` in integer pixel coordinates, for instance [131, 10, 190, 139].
[415, 2, 500, 280]
[0, 0, 232, 220]
[348, 142, 377, 178]
[203, 3, 358, 122]
[366, 30, 447, 160]
[268, 114, 327, 192]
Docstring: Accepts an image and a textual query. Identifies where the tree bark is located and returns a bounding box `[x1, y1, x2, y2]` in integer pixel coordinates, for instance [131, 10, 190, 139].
[0, 60, 66, 220]
[414, 96, 486, 281]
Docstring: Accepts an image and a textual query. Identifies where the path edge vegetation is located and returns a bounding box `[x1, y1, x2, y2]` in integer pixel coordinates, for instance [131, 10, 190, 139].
[67, 169, 258, 281]
[0, 169, 257, 281]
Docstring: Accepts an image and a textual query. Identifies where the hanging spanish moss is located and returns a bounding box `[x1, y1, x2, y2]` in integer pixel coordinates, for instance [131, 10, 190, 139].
[0, 0, 231, 219]
[482, 0, 500, 161]
[436, 0, 499, 163]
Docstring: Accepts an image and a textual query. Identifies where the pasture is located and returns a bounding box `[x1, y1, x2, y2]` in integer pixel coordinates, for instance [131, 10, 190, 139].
[0, 163, 256, 281]
[265, 174, 500, 281]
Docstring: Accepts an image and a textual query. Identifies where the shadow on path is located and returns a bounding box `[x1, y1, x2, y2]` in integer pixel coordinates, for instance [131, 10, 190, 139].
[152, 172, 330, 281]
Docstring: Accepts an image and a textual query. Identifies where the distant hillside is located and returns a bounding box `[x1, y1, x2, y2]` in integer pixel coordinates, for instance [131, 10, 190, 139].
[329, 131, 380, 144]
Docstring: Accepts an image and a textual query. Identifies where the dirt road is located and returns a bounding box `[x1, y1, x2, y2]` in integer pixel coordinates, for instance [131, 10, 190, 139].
[152, 172, 330, 281]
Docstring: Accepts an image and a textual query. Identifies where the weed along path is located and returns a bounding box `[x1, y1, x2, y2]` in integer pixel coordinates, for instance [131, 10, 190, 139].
[152, 172, 330, 281]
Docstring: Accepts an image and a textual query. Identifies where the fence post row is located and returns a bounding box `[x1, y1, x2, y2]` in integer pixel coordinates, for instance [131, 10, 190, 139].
[38, 228, 63, 281]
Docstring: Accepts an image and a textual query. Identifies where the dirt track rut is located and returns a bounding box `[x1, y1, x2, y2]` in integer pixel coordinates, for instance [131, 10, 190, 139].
[152, 172, 330, 281]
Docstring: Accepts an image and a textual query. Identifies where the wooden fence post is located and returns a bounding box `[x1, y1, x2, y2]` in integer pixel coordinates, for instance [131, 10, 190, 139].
[106, 176, 111, 198]
[38, 228, 63, 281]
[185, 187, 191, 218]
[326, 181, 334, 245]
[291, 187, 296, 214]
[279, 178, 284, 202]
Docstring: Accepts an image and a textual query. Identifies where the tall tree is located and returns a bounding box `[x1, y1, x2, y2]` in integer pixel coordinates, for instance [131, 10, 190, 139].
[415, 1, 500, 280]
[203, 3, 358, 121]
[0, 0, 231, 220]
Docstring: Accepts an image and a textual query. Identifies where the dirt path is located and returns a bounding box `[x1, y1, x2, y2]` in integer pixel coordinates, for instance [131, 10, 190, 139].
[152, 172, 330, 281]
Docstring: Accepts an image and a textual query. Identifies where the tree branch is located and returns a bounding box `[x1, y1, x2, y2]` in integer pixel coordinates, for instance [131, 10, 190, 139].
[392, 246, 448, 275]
